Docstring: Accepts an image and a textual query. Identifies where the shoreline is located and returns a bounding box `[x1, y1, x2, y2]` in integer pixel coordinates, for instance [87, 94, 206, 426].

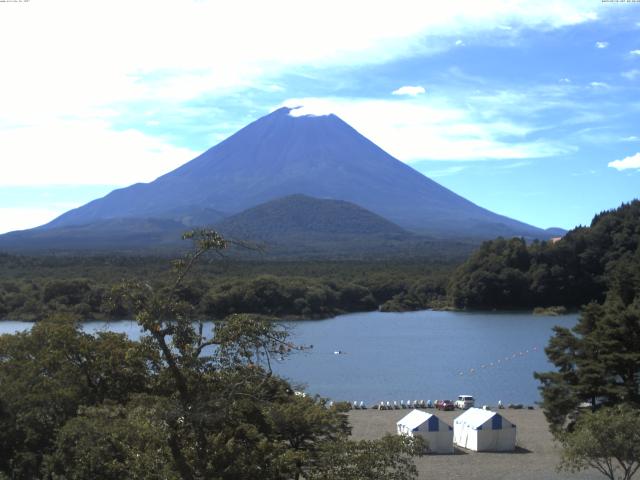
[0, 304, 577, 324]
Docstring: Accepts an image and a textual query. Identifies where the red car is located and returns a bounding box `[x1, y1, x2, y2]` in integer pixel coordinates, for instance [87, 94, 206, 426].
[435, 399, 455, 411]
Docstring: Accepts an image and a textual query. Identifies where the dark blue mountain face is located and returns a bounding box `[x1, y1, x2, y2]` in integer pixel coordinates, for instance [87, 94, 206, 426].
[0, 218, 188, 252]
[216, 194, 409, 240]
[44, 107, 546, 238]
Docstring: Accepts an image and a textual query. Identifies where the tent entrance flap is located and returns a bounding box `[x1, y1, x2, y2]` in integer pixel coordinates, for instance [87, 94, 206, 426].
[492, 415, 502, 430]
[428, 415, 439, 432]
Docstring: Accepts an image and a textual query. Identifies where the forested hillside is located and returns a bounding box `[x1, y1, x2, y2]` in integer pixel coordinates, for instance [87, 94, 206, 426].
[533, 203, 640, 456]
[448, 200, 640, 310]
[2, 200, 637, 322]
[0, 255, 452, 321]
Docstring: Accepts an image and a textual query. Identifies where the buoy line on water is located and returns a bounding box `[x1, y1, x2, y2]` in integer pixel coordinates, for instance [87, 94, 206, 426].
[456, 345, 539, 377]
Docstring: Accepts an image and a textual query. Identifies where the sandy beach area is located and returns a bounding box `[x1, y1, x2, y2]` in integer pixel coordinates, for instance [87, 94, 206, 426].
[348, 408, 608, 480]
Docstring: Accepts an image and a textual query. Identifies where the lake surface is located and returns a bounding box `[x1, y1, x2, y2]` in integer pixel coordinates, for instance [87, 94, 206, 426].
[0, 310, 577, 406]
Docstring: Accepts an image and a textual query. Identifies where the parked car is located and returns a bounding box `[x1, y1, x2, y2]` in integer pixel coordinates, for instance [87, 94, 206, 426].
[454, 395, 475, 410]
[435, 399, 455, 411]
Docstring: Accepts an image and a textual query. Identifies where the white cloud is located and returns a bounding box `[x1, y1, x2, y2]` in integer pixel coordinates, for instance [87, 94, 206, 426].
[622, 136, 639, 141]
[392, 86, 426, 96]
[0, 0, 596, 118]
[497, 161, 532, 169]
[0, 1, 601, 121]
[595, 41, 609, 49]
[622, 69, 640, 80]
[285, 96, 570, 161]
[263, 84, 286, 93]
[0, 121, 199, 185]
[559, 78, 571, 83]
[455, 39, 465, 46]
[0, 0, 603, 189]
[0, 207, 68, 234]
[422, 165, 467, 178]
[608, 152, 640, 171]
[590, 81, 609, 88]
[631, 50, 640, 56]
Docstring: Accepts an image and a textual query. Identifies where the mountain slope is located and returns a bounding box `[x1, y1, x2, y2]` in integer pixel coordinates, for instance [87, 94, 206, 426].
[0, 218, 187, 252]
[0, 196, 478, 259]
[215, 194, 408, 240]
[42, 107, 548, 239]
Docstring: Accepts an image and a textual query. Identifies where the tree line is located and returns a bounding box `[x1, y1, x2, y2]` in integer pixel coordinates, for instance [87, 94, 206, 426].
[531, 201, 640, 480]
[2, 201, 638, 324]
[0, 256, 452, 322]
[449, 201, 640, 310]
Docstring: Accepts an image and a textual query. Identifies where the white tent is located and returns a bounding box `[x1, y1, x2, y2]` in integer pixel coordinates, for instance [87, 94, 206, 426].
[453, 407, 516, 452]
[396, 409, 454, 454]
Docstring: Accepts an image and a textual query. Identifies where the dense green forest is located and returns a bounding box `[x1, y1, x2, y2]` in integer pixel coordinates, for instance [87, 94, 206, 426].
[0, 232, 425, 479]
[0, 255, 453, 321]
[535, 240, 640, 430]
[449, 200, 640, 310]
[2, 200, 638, 322]
[532, 202, 640, 478]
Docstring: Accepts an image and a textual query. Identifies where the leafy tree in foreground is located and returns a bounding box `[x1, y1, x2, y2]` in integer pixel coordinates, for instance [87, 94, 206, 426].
[46, 401, 179, 480]
[94, 230, 338, 479]
[0, 315, 150, 476]
[558, 405, 640, 480]
[113, 229, 423, 479]
[536, 232, 640, 479]
[306, 434, 425, 480]
[0, 229, 424, 479]
[535, 251, 640, 433]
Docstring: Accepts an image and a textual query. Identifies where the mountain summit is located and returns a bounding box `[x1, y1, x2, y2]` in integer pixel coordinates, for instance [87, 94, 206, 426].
[43, 107, 544, 238]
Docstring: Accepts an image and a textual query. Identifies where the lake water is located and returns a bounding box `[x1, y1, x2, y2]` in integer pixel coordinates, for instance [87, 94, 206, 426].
[0, 310, 577, 406]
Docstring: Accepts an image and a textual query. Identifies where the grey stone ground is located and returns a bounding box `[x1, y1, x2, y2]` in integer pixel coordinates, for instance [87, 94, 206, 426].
[348, 408, 612, 480]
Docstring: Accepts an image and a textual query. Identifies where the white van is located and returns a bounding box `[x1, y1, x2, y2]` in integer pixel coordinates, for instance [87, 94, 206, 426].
[455, 395, 475, 410]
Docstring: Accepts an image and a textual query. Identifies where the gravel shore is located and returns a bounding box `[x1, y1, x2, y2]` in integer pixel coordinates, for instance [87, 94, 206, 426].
[348, 408, 608, 480]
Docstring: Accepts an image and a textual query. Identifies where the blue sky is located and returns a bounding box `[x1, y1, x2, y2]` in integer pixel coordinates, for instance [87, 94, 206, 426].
[0, 0, 639, 233]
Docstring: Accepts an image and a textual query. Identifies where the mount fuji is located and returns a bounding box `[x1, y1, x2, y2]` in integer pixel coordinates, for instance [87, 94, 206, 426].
[0, 107, 555, 252]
